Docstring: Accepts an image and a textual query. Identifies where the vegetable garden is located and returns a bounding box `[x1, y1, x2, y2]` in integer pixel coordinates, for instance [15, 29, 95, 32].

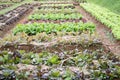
[0, 0, 120, 80]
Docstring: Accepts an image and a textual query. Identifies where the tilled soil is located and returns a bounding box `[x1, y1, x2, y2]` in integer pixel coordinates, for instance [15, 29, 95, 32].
[0, 10, 33, 38]
[22, 19, 83, 24]
[0, 4, 34, 38]
[0, 4, 13, 10]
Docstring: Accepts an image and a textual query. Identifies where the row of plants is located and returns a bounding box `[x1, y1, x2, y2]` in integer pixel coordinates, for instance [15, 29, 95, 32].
[75, 0, 87, 3]
[35, 8, 77, 13]
[0, 0, 24, 3]
[80, 3, 120, 40]
[0, 49, 120, 79]
[0, 0, 33, 15]
[38, 7, 76, 10]
[38, 0, 72, 3]
[40, 3, 74, 9]
[0, 4, 13, 10]
[39, 6, 75, 9]
[28, 13, 82, 20]
[41, 4, 73, 6]
[13, 22, 95, 35]
[0, 32, 98, 48]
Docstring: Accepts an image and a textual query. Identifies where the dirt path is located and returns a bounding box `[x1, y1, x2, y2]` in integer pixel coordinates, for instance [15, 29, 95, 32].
[76, 5, 120, 55]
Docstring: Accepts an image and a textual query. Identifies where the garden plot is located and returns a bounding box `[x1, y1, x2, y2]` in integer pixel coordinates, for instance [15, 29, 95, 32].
[39, 4, 75, 9]
[35, 8, 77, 13]
[80, 3, 120, 40]
[0, 4, 13, 10]
[0, 3, 33, 31]
[0, 45, 120, 79]
[0, 0, 120, 80]
[39, 5, 75, 9]
[0, 0, 24, 3]
[39, 1, 73, 4]
[27, 13, 83, 23]
[23, 4, 87, 23]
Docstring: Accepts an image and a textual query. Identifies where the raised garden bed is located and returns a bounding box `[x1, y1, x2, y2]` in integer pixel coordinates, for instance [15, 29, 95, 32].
[0, 3, 33, 31]
[38, 5, 75, 9]
[0, 0, 120, 80]
[0, 4, 13, 10]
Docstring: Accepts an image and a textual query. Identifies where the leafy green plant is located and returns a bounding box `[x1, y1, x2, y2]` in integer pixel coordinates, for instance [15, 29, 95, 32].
[50, 69, 60, 77]
[47, 55, 60, 65]
[81, 3, 120, 40]
[29, 13, 82, 20]
[0, 49, 120, 80]
[13, 22, 95, 35]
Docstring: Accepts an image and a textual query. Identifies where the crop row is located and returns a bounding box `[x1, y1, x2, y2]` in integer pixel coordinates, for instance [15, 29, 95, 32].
[13, 22, 95, 35]
[0, 4, 13, 10]
[0, 50, 120, 80]
[41, 4, 73, 6]
[38, 7, 75, 10]
[81, 3, 120, 40]
[0, 4, 33, 29]
[38, 6, 75, 9]
[39, 0, 73, 3]
[0, 0, 24, 3]
[36, 8, 76, 13]
[28, 13, 82, 20]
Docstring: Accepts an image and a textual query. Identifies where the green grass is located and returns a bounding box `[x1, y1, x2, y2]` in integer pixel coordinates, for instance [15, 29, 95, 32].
[87, 0, 120, 14]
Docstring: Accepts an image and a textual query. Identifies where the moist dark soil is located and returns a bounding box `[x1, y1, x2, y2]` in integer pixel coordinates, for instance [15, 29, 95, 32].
[38, 6, 75, 9]
[0, 41, 104, 53]
[23, 19, 84, 24]
[40, 2, 73, 4]
[0, 4, 13, 10]
[0, 9, 33, 38]
[76, 5, 120, 55]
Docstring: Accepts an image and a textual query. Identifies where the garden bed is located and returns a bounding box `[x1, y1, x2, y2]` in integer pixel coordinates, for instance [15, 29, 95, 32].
[75, 4, 120, 55]
[0, 3, 33, 28]
[0, 0, 120, 80]
[23, 19, 86, 23]
[0, 4, 13, 10]
[38, 5, 75, 9]
[0, 43, 120, 80]
[0, 33, 101, 53]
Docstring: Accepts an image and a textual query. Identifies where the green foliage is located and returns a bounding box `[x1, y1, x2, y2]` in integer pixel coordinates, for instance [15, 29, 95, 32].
[13, 22, 95, 35]
[28, 13, 82, 20]
[62, 69, 74, 80]
[50, 69, 60, 77]
[81, 3, 120, 40]
[87, 0, 120, 14]
[21, 59, 31, 64]
[0, 50, 120, 79]
[35, 8, 76, 13]
[47, 55, 60, 65]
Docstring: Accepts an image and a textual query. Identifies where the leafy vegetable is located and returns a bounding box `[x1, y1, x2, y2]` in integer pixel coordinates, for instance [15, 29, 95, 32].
[29, 13, 82, 20]
[13, 22, 95, 35]
[81, 3, 120, 40]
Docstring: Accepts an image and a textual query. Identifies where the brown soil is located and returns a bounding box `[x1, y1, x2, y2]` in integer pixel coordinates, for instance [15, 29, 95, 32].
[23, 19, 83, 24]
[38, 6, 75, 9]
[76, 5, 120, 55]
[40, 2, 73, 4]
[0, 41, 104, 53]
[0, 4, 13, 10]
